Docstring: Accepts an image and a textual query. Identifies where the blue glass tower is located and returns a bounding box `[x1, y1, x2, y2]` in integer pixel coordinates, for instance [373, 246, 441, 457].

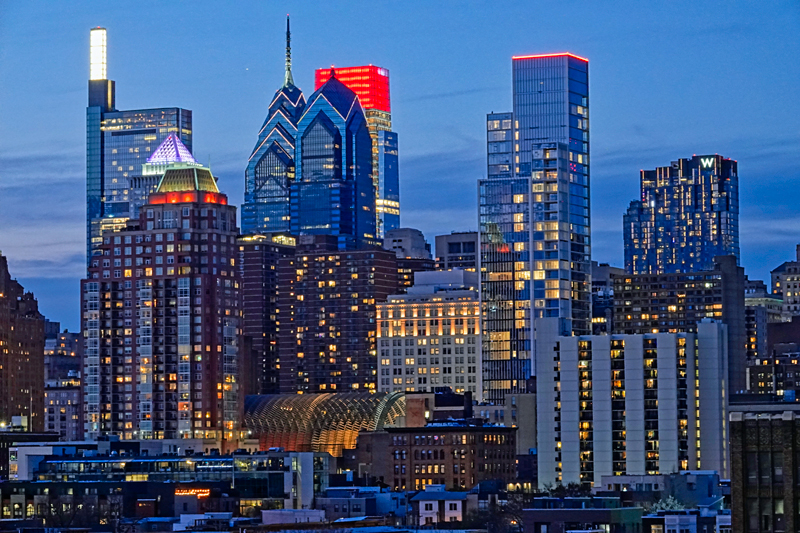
[291, 69, 376, 250]
[624, 154, 739, 274]
[242, 17, 306, 235]
[86, 27, 191, 266]
[479, 53, 591, 402]
[377, 130, 399, 234]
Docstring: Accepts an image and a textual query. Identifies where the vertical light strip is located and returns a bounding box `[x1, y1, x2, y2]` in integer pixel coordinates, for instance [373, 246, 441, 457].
[90, 27, 107, 80]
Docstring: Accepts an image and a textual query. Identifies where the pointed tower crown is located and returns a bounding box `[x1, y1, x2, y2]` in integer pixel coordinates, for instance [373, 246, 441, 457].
[284, 15, 295, 87]
[147, 133, 197, 165]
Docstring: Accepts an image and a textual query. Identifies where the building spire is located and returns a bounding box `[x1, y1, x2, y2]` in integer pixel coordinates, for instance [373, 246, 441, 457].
[284, 15, 294, 87]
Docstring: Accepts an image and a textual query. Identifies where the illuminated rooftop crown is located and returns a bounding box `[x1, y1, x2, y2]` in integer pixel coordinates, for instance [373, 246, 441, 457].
[156, 166, 219, 194]
[147, 133, 198, 165]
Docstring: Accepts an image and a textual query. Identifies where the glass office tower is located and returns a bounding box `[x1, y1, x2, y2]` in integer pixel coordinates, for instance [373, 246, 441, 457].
[86, 28, 191, 266]
[479, 53, 591, 402]
[242, 16, 306, 235]
[623, 154, 739, 274]
[291, 70, 376, 250]
[315, 66, 399, 237]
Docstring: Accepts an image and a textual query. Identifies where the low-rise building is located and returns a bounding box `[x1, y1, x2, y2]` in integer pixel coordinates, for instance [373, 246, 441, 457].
[522, 497, 643, 533]
[315, 486, 407, 522]
[409, 485, 476, 526]
[347, 420, 517, 491]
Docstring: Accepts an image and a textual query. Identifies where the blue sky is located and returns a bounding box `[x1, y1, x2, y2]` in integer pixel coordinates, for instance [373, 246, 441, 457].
[1, 1, 798, 330]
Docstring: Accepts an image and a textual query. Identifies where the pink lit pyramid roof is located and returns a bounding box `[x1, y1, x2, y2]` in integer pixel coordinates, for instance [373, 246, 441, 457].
[146, 133, 197, 164]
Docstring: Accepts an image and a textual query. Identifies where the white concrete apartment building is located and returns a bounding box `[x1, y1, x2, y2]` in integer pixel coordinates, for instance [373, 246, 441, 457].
[536, 318, 729, 488]
[377, 270, 482, 401]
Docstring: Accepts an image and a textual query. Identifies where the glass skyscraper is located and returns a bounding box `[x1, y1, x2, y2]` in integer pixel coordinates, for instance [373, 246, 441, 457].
[241, 17, 306, 235]
[623, 154, 740, 274]
[479, 53, 591, 402]
[291, 69, 376, 250]
[86, 28, 191, 266]
[315, 66, 399, 237]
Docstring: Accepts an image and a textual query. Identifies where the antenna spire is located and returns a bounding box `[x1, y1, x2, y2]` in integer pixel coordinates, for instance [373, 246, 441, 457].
[284, 15, 294, 87]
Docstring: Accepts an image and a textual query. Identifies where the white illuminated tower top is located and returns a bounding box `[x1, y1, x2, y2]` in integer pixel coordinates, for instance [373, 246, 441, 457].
[89, 27, 107, 81]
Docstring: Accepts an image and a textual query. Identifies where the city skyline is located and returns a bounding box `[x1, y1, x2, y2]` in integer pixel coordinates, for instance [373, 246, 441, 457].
[1, 1, 798, 329]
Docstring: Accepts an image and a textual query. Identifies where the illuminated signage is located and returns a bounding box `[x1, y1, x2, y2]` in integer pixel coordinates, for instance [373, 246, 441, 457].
[700, 157, 715, 169]
[175, 488, 211, 497]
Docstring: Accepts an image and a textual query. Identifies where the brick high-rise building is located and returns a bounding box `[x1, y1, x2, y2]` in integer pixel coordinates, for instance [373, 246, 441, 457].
[277, 236, 397, 393]
[613, 255, 747, 393]
[82, 136, 242, 442]
[237, 233, 296, 395]
[0, 253, 45, 431]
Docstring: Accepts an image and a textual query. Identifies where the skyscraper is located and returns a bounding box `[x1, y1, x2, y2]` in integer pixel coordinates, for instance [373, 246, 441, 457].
[292, 70, 377, 250]
[623, 154, 739, 275]
[242, 17, 306, 235]
[0, 253, 45, 431]
[86, 27, 192, 266]
[315, 66, 399, 236]
[479, 53, 591, 402]
[82, 136, 241, 442]
[277, 236, 397, 393]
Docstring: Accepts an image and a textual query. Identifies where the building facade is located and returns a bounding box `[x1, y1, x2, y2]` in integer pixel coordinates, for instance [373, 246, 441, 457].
[479, 53, 591, 402]
[383, 228, 431, 259]
[349, 422, 517, 491]
[277, 237, 396, 393]
[434, 232, 478, 271]
[237, 233, 296, 395]
[242, 17, 306, 235]
[86, 27, 192, 265]
[624, 154, 739, 275]
[536, 318, 729, 488]
[0, 254, 45, 432]
[771, 244, 800, 316]
[377, 270, 482, 400]
[292, 71, 376, 249]
[81, 139, 241, 442]
[591, 261, 625, 335]
[612, 255, 747, 393]
[729, 405, 800, 533]
[315, 66, 399, 236]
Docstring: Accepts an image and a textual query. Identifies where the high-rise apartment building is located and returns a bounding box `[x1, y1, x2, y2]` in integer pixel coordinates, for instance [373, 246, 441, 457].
[86, 27, 192, 265]
[434, 232, 478, 271]
[292, 71, 376, 250]
[237, 233, 296, 395]
[0, 253, 45, 431]
[242, 17, 306, 235]
[277, 236, 397, 393]
[613, 255, 747, 393]
[479, 53, 591, 402]
[536, 318, 729, 488]
[82, 137, 241, 442]
[315, 66, 399, 236]
[377, 270, 482, 400]
[624, 155, 739, 275]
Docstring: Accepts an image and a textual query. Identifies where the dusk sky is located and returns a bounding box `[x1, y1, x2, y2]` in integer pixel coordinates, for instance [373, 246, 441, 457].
[1, 1, 798, 330]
